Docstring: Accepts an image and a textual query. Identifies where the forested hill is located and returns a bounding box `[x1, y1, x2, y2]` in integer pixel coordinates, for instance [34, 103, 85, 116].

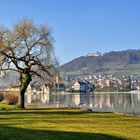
[60, 50, 140, 76]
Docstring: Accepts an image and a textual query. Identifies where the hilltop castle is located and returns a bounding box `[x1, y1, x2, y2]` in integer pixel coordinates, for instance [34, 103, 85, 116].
[87, 51, 103, 57]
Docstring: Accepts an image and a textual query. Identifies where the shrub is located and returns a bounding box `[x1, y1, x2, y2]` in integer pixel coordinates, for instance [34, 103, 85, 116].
[3, 92, 19, 105]
[0, 92, 4, 101]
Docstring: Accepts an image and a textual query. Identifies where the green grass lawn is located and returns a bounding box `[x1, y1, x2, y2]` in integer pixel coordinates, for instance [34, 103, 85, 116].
[0, 103, 17, 109]
[0, 108, 140, 140]
[95, 87, 118, 92]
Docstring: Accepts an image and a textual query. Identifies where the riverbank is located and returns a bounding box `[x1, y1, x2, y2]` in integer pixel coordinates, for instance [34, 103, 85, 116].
[95, 90, 140, 94]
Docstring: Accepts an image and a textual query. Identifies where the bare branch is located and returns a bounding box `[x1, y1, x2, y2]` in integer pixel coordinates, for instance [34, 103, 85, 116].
[0, 19, 57, 84]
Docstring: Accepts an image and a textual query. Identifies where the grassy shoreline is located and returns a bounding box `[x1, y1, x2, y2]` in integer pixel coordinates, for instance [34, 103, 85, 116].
[0, 108, 140, 140]
[94, 90, 140, 94]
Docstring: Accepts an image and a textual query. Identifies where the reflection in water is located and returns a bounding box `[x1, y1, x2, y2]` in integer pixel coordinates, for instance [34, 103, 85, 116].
[25, 92, 140, 115]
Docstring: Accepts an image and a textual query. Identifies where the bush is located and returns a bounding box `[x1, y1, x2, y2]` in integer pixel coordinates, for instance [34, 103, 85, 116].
[0, 92, 4, 101]
[3, 92, 19, 105]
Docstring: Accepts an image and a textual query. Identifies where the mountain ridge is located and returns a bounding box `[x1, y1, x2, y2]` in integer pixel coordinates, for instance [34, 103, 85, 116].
[60, 49, 140, 76]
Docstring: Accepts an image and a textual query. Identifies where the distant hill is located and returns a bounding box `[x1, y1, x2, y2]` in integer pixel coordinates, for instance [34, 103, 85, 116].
[0, 71, 19, 88]
[60, 50, 140, 77]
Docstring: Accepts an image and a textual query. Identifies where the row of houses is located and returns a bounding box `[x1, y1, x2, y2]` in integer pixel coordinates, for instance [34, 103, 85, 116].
[26, 82, 66, 94]
[26, 80, 94, 94]
[96, 78, 140, 90]
[96, 79, 122, 88]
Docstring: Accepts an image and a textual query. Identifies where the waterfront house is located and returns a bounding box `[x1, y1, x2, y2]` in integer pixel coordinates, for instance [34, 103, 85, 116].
[97, 79, 110, 88]
[70, 80, 93, 92]
[71, 81, 80, 91]
[25, 84, 43, 104]
[78, 81, 87, 91]
[131, 82, 140, 90]
[26, 84, 42, 94]
[42, 84, 53, 94]
[54, 83, 66, 91]
[109, 79, 122, 88]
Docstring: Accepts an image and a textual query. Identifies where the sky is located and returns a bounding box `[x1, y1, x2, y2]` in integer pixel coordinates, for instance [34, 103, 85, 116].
[0, 0, 140, 64]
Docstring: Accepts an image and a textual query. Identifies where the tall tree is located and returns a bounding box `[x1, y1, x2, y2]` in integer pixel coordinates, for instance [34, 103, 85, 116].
[0, 19, 57, 109]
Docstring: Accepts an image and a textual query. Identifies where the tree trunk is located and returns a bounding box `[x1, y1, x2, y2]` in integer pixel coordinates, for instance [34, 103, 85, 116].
[19, 73, 32, 109]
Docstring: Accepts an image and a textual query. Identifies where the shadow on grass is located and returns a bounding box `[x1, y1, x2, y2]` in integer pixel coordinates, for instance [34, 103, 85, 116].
[0, 125, 127, 140]
[0, 110, 123, 120]
[0, 110, 88, 116]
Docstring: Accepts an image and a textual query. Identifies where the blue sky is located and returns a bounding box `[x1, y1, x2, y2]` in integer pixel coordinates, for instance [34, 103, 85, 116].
[0, 0, 140, 64]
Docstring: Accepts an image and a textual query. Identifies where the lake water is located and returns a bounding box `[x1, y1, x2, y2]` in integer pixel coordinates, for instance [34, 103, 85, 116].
[25, 92, 140, 116]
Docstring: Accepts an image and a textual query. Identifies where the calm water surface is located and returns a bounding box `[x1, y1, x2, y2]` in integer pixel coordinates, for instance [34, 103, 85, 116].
[25, 92, 140, 116]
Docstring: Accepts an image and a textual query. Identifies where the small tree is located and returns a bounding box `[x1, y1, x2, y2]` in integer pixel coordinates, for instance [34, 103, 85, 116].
[0, 19, 57, 109]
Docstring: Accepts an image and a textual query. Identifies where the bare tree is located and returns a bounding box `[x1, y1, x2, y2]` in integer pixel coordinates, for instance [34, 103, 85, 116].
[0, 19, 57, 109]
